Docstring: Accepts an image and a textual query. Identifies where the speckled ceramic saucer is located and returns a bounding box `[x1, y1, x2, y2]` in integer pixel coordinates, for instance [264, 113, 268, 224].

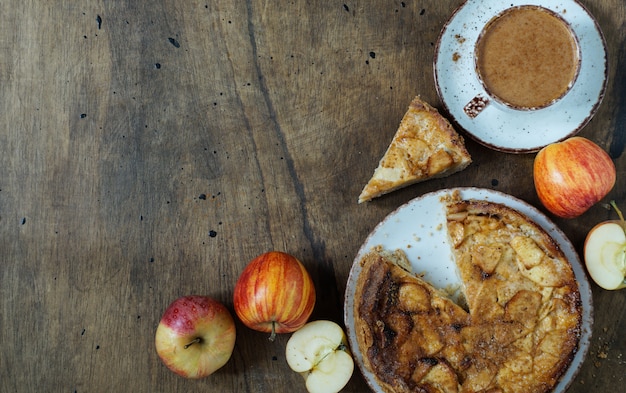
[434, 0, 607, 153]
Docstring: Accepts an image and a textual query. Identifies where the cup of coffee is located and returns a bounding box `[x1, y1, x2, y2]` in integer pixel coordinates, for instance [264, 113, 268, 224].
[468, 5, 580, 114]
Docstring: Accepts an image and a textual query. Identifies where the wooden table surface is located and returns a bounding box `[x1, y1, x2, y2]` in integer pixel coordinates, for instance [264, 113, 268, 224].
[1, 1, 624, 392]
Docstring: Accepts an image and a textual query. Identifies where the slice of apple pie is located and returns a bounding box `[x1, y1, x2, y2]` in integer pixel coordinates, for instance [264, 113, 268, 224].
[358, 97, 471, 203]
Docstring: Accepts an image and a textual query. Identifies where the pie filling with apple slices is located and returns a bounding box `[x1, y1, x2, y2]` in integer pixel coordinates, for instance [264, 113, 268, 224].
[358, 97, 472, 204]
[353, 195, 582, 393]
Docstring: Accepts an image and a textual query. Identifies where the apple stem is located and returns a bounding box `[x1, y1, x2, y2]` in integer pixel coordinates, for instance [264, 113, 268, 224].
[268, 321, 277, 342]
[610, 200, 625, 222]
[184, 337, 202, 349]
[609, 201, 626, 232]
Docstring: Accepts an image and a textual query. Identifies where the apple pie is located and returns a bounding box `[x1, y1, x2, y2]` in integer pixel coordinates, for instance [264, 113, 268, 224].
[353, 195, 582, 393]
[358, 97, 472, 203]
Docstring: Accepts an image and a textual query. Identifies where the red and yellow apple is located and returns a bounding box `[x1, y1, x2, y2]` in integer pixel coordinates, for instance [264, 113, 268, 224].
[233, 251, 316, 341]
[584, 201, 626, 290]
[155, 295, 236, 379]
[286, 320, 354, 393]
[533, 136, 615, 219]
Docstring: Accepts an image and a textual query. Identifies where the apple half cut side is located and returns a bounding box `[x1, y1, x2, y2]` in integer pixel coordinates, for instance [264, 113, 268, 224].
[285, 320, 354, 393]
[584, 221, 626, 290]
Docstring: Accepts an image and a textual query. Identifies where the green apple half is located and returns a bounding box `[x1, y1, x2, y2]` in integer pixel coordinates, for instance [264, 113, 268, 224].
[584, 204, 626, 290]
[285, 320, 354, 393]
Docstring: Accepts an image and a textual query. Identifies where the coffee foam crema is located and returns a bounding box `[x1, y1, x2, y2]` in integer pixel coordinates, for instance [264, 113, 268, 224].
[475, 6, 580, 110]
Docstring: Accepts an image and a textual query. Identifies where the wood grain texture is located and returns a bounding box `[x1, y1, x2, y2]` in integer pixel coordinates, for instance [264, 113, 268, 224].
[1, 1, 623, 392]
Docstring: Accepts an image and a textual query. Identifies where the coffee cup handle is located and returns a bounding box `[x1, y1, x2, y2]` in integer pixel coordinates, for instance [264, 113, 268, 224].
[463, 94, 490, 118]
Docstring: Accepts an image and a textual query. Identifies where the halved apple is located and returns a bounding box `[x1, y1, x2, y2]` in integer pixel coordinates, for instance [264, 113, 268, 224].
[285, 320, 354, 393]
[583, 202, 626, 290]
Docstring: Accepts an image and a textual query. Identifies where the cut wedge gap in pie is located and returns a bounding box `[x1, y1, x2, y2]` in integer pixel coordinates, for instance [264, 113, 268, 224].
[353, 193, 582, 393]
[358, 97, 472, 203]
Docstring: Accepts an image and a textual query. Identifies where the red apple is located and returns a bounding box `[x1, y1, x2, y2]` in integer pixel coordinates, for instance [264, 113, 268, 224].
[155, 295, 236, 379]
[584, 201, 626, 290]
[233, 251, 316, 341]
[533, 136, 616, 218]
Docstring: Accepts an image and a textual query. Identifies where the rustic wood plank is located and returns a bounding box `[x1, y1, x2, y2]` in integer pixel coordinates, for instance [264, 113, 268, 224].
[1, 0, 624, 391]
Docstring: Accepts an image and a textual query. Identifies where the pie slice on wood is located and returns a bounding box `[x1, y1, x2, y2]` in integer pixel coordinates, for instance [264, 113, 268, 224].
[358, 97, 472, 203]
[353, 194, 582, 393]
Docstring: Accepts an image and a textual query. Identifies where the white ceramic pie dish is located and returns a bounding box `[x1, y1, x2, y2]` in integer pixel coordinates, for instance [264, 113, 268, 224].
[434, 0, 607, 153]
[344, 187, 593, 393]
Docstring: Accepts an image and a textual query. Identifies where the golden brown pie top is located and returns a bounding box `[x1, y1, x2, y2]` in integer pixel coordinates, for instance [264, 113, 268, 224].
[358, 97, 472, 203]
[353, 198, 582, 393]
